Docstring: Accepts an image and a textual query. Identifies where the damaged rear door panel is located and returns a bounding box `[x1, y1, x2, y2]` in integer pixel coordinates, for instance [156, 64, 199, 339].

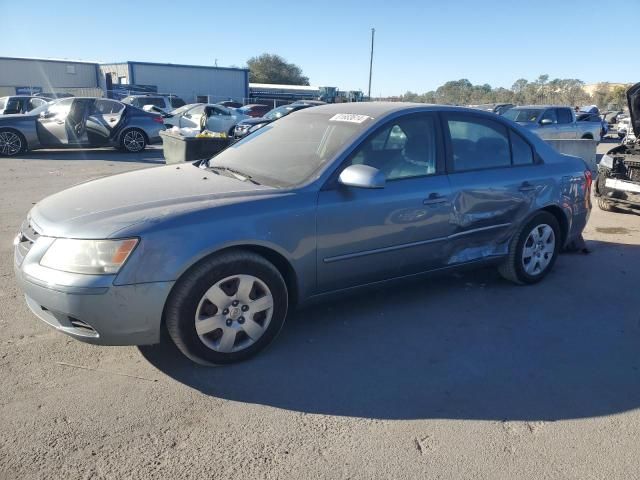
[442, 112, 559, 264]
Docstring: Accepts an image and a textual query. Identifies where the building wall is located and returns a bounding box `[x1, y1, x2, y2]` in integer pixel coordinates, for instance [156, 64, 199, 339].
[98, 63, 131, 91]
[130, 63, 248, 103]
[0, 57, 98, 93]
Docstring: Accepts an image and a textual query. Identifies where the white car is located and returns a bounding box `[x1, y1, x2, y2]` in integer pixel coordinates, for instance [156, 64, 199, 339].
[163, 104, 248, 135]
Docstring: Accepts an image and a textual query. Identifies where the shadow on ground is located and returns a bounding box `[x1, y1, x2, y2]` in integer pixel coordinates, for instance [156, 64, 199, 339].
[18, 147, 165, 164]
[140, 239, 640, 421]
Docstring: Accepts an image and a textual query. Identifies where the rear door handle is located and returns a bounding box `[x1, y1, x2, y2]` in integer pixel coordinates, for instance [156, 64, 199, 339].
[518, 182, 536, 192]
[423, 193, 448, 205]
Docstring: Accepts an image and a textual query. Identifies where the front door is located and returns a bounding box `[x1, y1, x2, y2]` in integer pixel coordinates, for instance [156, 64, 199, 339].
[555, 107, 577, 139]
[204, 106, 234, 133]
[86, 99, 125, 145]
[538, 108, 559, 139]
[36, 98, 74, 146]
[316, 112, 454, 292]
[179, 105, 205, 129]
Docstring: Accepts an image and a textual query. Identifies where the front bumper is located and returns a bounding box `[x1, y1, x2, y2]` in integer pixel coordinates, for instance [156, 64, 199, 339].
[14, 238, 174, 346]
[596, 173, 640, 207]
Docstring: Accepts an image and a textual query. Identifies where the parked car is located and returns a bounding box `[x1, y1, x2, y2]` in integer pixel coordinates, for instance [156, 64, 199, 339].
[0, 96, 50, 115]
[595, 82, 640, 211]
[121, 94, 186, 113]
[217, 100, 243, 109]
[13, 103, 592, 364]
[576, 111, 608, 138]
[233, 101, 323, 139]
[163, 103, 248, 135]
[502, 105, 601, 141]
[0, 97, 164, 156]
[236, 104, 272, 118]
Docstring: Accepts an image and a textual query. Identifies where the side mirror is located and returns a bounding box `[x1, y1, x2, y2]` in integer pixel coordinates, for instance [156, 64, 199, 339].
[338, 164, 385, 189]
[540, 118, 553, 125]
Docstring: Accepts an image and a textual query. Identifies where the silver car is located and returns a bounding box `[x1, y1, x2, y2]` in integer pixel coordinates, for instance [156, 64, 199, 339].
[502, 105, 601, 141]
[0, 97, 164, 156]
[13, 103, 592, 364]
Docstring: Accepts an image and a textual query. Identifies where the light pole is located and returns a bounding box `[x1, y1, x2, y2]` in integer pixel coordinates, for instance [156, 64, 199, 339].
[368, 28, 375, 100]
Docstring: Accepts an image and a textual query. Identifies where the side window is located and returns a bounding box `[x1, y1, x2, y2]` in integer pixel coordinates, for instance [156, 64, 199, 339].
[447, 116, 511, 171]
[27, 98, 46, 111]
[170, 97, 185, 108]
[94, 99, 124, 115]
[510, 131, 534, 165]
[556, 108, 573, 124]
[345, 114, 438, 181]
[211, 107, 231, 116]
[47, 98, 73, 118]
[540, 109, 557, 124]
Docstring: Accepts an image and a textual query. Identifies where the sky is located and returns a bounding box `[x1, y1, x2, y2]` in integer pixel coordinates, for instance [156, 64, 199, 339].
[1, 0, 637, 96]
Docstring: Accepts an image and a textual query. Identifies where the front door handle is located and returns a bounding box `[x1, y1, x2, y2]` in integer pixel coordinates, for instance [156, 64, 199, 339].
[518, 182, 536, 192]
[423, 193, 448, 205]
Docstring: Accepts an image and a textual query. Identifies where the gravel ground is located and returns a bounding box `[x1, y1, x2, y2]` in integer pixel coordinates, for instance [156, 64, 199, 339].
[1, 142, 639, 479]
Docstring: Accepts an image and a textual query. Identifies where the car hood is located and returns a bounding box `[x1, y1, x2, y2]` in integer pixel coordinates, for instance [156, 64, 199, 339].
[627, 82, 640, 136]
[29, 163, 276, 239]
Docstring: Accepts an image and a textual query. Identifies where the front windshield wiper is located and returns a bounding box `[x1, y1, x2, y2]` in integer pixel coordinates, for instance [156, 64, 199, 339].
[206, 165, 261, 185]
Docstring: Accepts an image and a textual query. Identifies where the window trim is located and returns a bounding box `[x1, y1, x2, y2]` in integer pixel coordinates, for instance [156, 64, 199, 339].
[441, 112, 540, 173]
[321, 111, 446, 190]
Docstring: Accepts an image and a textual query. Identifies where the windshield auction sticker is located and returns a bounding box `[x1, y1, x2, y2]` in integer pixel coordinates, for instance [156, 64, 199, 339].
[329, 114, 372, 123]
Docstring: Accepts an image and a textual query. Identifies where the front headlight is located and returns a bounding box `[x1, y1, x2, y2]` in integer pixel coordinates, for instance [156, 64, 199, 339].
[40, 238, 139, 275]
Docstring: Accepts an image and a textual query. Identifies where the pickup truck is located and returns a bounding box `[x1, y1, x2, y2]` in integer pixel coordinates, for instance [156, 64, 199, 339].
[502, 105, 601, 141]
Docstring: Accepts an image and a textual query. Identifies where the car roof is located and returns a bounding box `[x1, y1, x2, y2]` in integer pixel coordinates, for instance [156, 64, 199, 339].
[302, 102, 512, 117]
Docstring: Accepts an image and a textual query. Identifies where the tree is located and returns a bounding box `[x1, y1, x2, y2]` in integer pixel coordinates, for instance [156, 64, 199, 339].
[247, 54, 310, 85]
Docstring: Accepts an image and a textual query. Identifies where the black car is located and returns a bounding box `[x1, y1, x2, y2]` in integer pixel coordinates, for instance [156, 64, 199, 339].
[233, 101, 325, 139]
[595, 82, 640, 212]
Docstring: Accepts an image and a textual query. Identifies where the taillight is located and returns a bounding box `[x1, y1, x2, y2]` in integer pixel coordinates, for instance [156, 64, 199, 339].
[584, 169, 593, 192]
[152, 116, 164, 124]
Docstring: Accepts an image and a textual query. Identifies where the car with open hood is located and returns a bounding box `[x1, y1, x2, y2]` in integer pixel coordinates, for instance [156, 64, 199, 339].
[594, 83, 640, 211]
[14, 103, 591, 365]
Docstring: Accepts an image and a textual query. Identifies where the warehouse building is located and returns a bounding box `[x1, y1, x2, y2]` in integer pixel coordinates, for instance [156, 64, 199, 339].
[99, 61, 249, 103]
[0, 57, 249, 104]
[0, 56, 101, 97]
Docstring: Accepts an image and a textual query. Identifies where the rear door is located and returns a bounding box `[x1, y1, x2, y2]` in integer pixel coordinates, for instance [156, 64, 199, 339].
[555, 107, 576, 139]
[443, 113, 548, 261]
[316, 112, 455, 292]
[86, 99, 125, 145]
[36, 98, 74, 146]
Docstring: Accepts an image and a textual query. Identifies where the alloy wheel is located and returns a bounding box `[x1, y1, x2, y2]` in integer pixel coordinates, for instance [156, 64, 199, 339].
[0, 131, 22, 156]
[194, 274, 274, 353]
[522, 224, 555, 276]
[123, 130, 145, 152]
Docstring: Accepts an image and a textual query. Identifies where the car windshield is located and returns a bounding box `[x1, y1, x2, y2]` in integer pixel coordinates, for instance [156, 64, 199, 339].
[264, 105, 296, 120]
[502, 108, 544, 123]
[207, 110, 373, 188]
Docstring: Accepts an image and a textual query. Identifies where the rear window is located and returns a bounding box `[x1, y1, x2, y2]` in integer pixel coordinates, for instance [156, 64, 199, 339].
[447, 116, 511, 171]
[169, 97, 185, 108]
[510, 131, 534, 165]
[139, 97, 166, 108]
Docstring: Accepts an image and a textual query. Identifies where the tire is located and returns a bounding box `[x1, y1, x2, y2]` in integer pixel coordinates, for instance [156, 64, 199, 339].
[165, 250, 288, 365]
[581, 133, 593, 140]
[119, 128, 147, 153]
[498, 211, 561, 285]
[597, 196, 618, 212]
[0, 129, 26, 157]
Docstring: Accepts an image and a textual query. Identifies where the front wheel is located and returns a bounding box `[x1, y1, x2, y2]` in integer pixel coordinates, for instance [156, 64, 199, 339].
[165, 250, 288, 365]
[597, 196, 619, 212]
[499, 212, 560, 284]
[0, 130, 25, 157]
[120, 128, 147, 153]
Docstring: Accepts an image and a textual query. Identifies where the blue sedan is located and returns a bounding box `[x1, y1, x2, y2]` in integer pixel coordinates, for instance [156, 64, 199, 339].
[14, 103, 592, 364]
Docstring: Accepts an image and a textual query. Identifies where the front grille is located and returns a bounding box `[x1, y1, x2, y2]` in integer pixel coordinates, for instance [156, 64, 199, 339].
[15, 219, 40, 265]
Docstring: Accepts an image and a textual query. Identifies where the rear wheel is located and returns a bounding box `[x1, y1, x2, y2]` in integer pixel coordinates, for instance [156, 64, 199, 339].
[120, 128, 147, 153]
[499, 211, 560, 285]
[0, 129, 25, 156]
[165, 250, 288, 365]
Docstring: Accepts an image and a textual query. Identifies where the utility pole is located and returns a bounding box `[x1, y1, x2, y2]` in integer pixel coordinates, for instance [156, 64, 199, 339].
[368, 28, 375, 100]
